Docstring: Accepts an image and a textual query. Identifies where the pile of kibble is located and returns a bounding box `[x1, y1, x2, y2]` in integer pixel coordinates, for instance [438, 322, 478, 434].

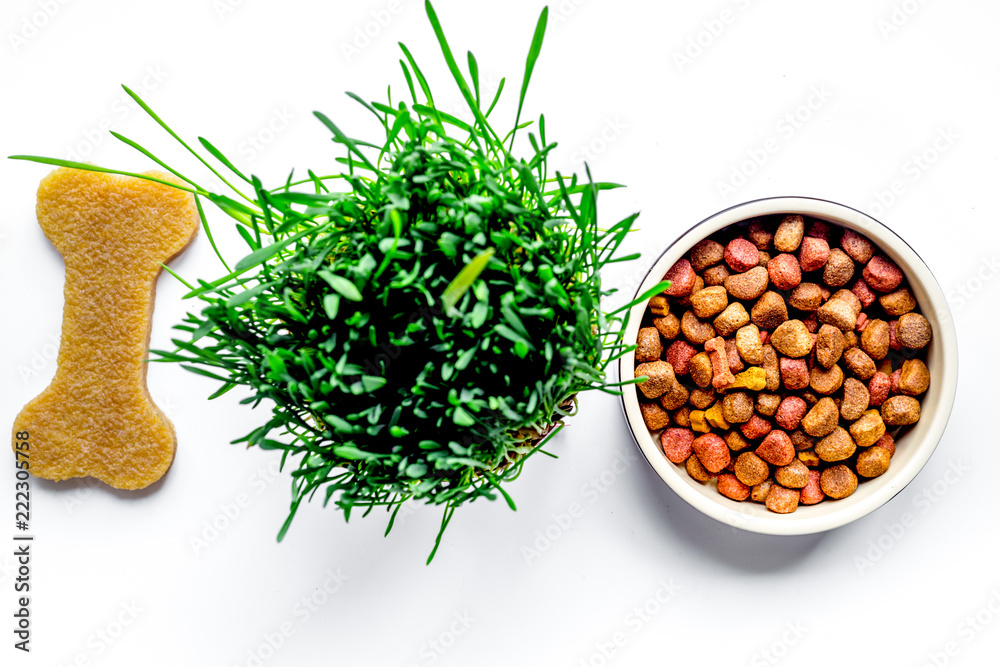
[634, 214, 932, 513]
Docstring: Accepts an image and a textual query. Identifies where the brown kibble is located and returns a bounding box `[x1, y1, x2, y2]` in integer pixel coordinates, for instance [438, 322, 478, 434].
[751, 291, 789, 330]
[768, 253, 803, 290]
[831, 288, 862, 315]
[635, 361, 676, 399]
[843, 330, 859, 349]
[722, 391, 755, 424]
[751, 479, 774, 503]
[898, 358, 930, 395]
[756, 392, 782, 417]
[648, 295, 670, 317]
[689, 352, 714, 388]
[860, 319, 890, 360]
[640, 402, 671, 431]
[817, 297, 856, 332]
[664, 259, 697, 297]
[756, 430, 795, 466]
[748, 219, 774, 249]
[761, 345, 780, 392]
[703, 264, 731, 286]
[840, 377, 870, 421]
[689, 387, 716, 410]
[726, 430, 753, 452]
[653, 313, 680, 340]
[881, 395, 921, 425]
[896, 313, 932, 349]
[789, 283, 825, 311]
[689, 238, 726, 272]
[821, 464, 858, 499]
[775, 459, 810, 489]
[823, 248, 855, 288]
[791, 430, 815, 451]
[798, 450, 821, 467]
[779, 357, 810, 391]
[724, 265, 770, 301]
[810, 364, 845, 395]
[735, 324, 764, 365]
[659, 380, 690, 411]
[799, 236, 831, 272]
[673, 407, 692, 428]
[774, 214, 805, 252]
[841, 230, 874, 264]
[660, 428, 695, 463]
[757, 251, 772, 268]
[734, 451, 770, 487]
[815, 324, 845, 369]
[714, 302, 751, 337]
[802, 397, 839, 437]
[690, 285, 729, 319]
[686, 453, 716, 482]
[857, 446, 891, 478]
[770, 320, 815, 358]
[681, 310, 716, 345]
[635, 327, 663, 363]
[843, 347, 877, 380]
[816, 426, 856, 462]
[765, 484, 800, 513]
[850, 410, 886, 448]
[879, 288, 917, 317]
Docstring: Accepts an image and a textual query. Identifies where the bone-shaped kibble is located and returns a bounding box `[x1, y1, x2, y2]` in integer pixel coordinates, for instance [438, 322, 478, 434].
[12, 168, 198, 489]
[705, 336, 735, 391]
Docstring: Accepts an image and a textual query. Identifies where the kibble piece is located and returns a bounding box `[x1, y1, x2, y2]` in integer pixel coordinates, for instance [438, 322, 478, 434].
[831, 288, 862, 315]
[868, 372, 891, 407]
[686, 453, 716, 482]
[879, 288, 916, 317]
[802, 397, 839, 437]
[852, 278, 877, 308]
[689, 238, 726, 272]
[799, 236, 830, 272]
[756, 392, 782, 418]
[681, 310, 716, 345]
[874, 433, 896, 457]
[677, 275, 705, 307]
[659, 380, 690, 411]
[751, 291, 789, 330]
[673, 407, 692, 428]
[689, 352, 714, 388]
[815, 324, 845, 369]
[840, 377, 870, 421]
[798, 450, 820, 467]
[714, 302, 750, 337]
[789, 283, 825, 311]
[860, 319, 890, 360]
[703, 264, 730, 286]
[689, 387, 716, 410]
[725, 238, 761, 272]
[881, 395, 921, 425]
[735, 324, 764, 365]
[756, 430, 795, 466]
[779, 357, 810, 390]
[774, 214, 805, 252]
[862, 255, 903, 292]
[817, 297, 857, 332]
[761, 345, 780, 392]
[734, 452, 770, 487]
[889, 368, 902, 394]
[690, 285, 729, 319]
[806, 219, 833, 241]
[717, 473, 751, 501]
[799, 470, 824, 505]
[649, 296, 670, 317]
[898, 358, 930, 395]
[768, 253, 802, 290]
[843, 330, 859, 349]
[704, 402, 730, 430]
[850, 410, 886, 448]
[664, 259, 697, 297]
[731, 367, 767, 391]
[635, 361, 675, 399]
[748, 219, 774, 248]
[842, 347, 877, 380]
[841, 230, 874, 264]
[896, 312, 932, 349]
[857, 446, 891, 478]
[726, 430, 752, 452]
[660, 428, 694, 463]
[693, 433, 731, 473]
[653, 313, 680, 340]
[725, 337, 745, 373]
[640, 402, 671, 431]
[741, 414, 773, 440]
[705, 336, 735, 390]
[775, 396, 808, 431]
[816, 427, 856, 462]
[775, 459, 810, 489]
[689, 410, 709, 433]
[810, 364, 844, 395]
[770, 320, 814, 358]
[751, 479, 774, 503]
[724, 265, 770, 301]
[791, 429, 815, 451]
[635, 327, 663, 363]
[664, 340, 698, 375]
[765, 484, 800, 513]
[821, 464, 858, 499]
[823, 248, 855, 287]
[722, 391, 755, 424]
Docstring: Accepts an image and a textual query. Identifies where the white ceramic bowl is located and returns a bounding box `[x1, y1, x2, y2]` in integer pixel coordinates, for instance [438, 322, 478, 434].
[620, 197, 959, 534]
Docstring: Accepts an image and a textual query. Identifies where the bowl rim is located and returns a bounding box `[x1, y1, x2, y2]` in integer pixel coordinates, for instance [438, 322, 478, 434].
[618, 196, 959, 535]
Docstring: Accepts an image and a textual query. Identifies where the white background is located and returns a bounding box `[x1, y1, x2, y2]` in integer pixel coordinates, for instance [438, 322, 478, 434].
[1, 0, 998, 665]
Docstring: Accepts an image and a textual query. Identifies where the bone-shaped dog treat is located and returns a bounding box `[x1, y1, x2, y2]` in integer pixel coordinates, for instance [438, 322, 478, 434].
[12, 168, 198, 489]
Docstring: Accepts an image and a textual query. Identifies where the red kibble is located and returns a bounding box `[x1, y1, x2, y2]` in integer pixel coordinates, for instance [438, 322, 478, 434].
[660, 428, 695, 464]
[693, 433, 731, 473]
[725, 238, 761, 273]
[779, 357, 810, 390]
[799, 237, 830, 272]
[852, 279, 877, 308]
[768, 253, 802, 290]
[725, 338, 745, 373]
[874, 433, 896, 457]
[717, 473, 751, 501]
[799, 470, 824, 505]
[759, 329, 771, 346]
[766, 484, 800, 513]
[756, 430, 795, 466]
[856, 312, 868, 332]
[775, 396, 808, 431]
[888, 320, 902, 351]
[868, 371, 891, 407]
[803, 314, 819, 334]
[664, 340, 698, 375]
[664, 259, 697, 297]
[863, 255, 904, 292]
[741, 414, 773, 440]
[889, 368, 902, 394]
[806, 220, 833, 242]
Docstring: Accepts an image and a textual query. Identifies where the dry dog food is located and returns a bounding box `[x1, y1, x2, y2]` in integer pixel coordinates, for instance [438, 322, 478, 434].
[635, 213, 932, 513]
